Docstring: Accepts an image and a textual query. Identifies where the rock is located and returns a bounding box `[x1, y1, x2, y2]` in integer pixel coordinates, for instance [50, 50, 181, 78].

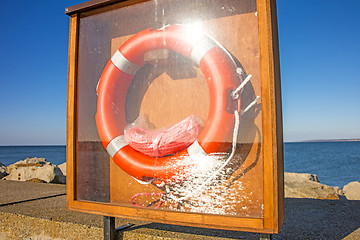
[343, 181, 360, 200]
[333, 186, 344, 196]
[58, 162, 66, 176]
[3, 157, 66, 184]
[0, 162, 7, 179]
[285, 172, 339, 199]
[285, 172, 320, 182]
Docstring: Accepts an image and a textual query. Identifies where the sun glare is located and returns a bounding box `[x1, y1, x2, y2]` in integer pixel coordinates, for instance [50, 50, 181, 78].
[184, 22, 205, 44]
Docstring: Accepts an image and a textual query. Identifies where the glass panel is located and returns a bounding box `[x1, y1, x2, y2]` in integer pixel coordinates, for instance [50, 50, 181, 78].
[76, 0, 263, 218]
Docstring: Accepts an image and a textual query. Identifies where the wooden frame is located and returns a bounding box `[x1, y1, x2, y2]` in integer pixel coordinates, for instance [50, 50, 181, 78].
[66, 0, 284, 233]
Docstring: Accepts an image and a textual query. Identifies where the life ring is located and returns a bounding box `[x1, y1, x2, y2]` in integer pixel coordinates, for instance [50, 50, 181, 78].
[96, 25, 241, 184]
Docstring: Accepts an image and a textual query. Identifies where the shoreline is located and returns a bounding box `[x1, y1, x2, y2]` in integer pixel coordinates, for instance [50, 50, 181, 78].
[1, 142, 359, 189]
[1, 158, 359, 200]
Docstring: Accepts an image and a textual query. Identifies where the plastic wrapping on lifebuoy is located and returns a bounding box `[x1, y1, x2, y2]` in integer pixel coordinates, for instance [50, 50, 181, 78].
[125, 115, 202, 157]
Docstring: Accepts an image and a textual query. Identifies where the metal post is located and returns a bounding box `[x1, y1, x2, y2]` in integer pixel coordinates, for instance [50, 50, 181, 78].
[104, 216, 116, 240]
[259, 233, 273, 240]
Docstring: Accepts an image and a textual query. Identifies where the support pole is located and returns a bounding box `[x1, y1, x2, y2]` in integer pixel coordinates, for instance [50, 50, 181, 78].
[103, 216, 116, 240]
[259, 233, 273, 240]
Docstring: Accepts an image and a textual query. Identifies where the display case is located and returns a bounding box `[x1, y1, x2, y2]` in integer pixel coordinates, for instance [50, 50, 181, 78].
[66, 0, 284, 233]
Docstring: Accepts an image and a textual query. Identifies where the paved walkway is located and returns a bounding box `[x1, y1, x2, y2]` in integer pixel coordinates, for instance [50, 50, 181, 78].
[0, 180, 359, 239]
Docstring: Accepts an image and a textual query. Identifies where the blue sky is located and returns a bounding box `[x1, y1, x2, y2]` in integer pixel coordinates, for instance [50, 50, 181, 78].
[0, 0, 359, 145]
[278, 0, 360, 141]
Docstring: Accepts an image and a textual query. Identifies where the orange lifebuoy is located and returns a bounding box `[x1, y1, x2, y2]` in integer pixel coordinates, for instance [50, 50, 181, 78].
[96, 25, 241, 184]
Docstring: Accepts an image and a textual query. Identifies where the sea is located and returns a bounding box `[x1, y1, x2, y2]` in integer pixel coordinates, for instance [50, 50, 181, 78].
[284, 141, 360, 188]
[0, 146, 66, 167]
[0, 142, 359, 188]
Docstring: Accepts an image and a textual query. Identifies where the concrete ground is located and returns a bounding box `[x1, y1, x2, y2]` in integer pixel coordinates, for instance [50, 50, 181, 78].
[0, 180, 359, 239]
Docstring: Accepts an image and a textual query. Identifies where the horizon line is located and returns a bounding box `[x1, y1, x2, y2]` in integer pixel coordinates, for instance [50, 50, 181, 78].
[1, 137, 360, 146]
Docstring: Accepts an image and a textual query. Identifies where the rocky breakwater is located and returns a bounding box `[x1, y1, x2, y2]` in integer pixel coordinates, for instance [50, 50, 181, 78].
[0, 158, 358, 200]
[1, 157, 66, 184]
[285, 172, 360, 200]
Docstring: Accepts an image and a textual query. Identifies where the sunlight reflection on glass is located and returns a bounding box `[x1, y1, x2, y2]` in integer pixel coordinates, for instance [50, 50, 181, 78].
[184, 22, 205, 44]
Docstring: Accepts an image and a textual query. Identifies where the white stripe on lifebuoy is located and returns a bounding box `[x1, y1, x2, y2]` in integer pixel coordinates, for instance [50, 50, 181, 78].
[190, 37, 217, 65]
[111, 50, 141, 75]
[106, 135, 128, 158]
[187, 140, 208, 162]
